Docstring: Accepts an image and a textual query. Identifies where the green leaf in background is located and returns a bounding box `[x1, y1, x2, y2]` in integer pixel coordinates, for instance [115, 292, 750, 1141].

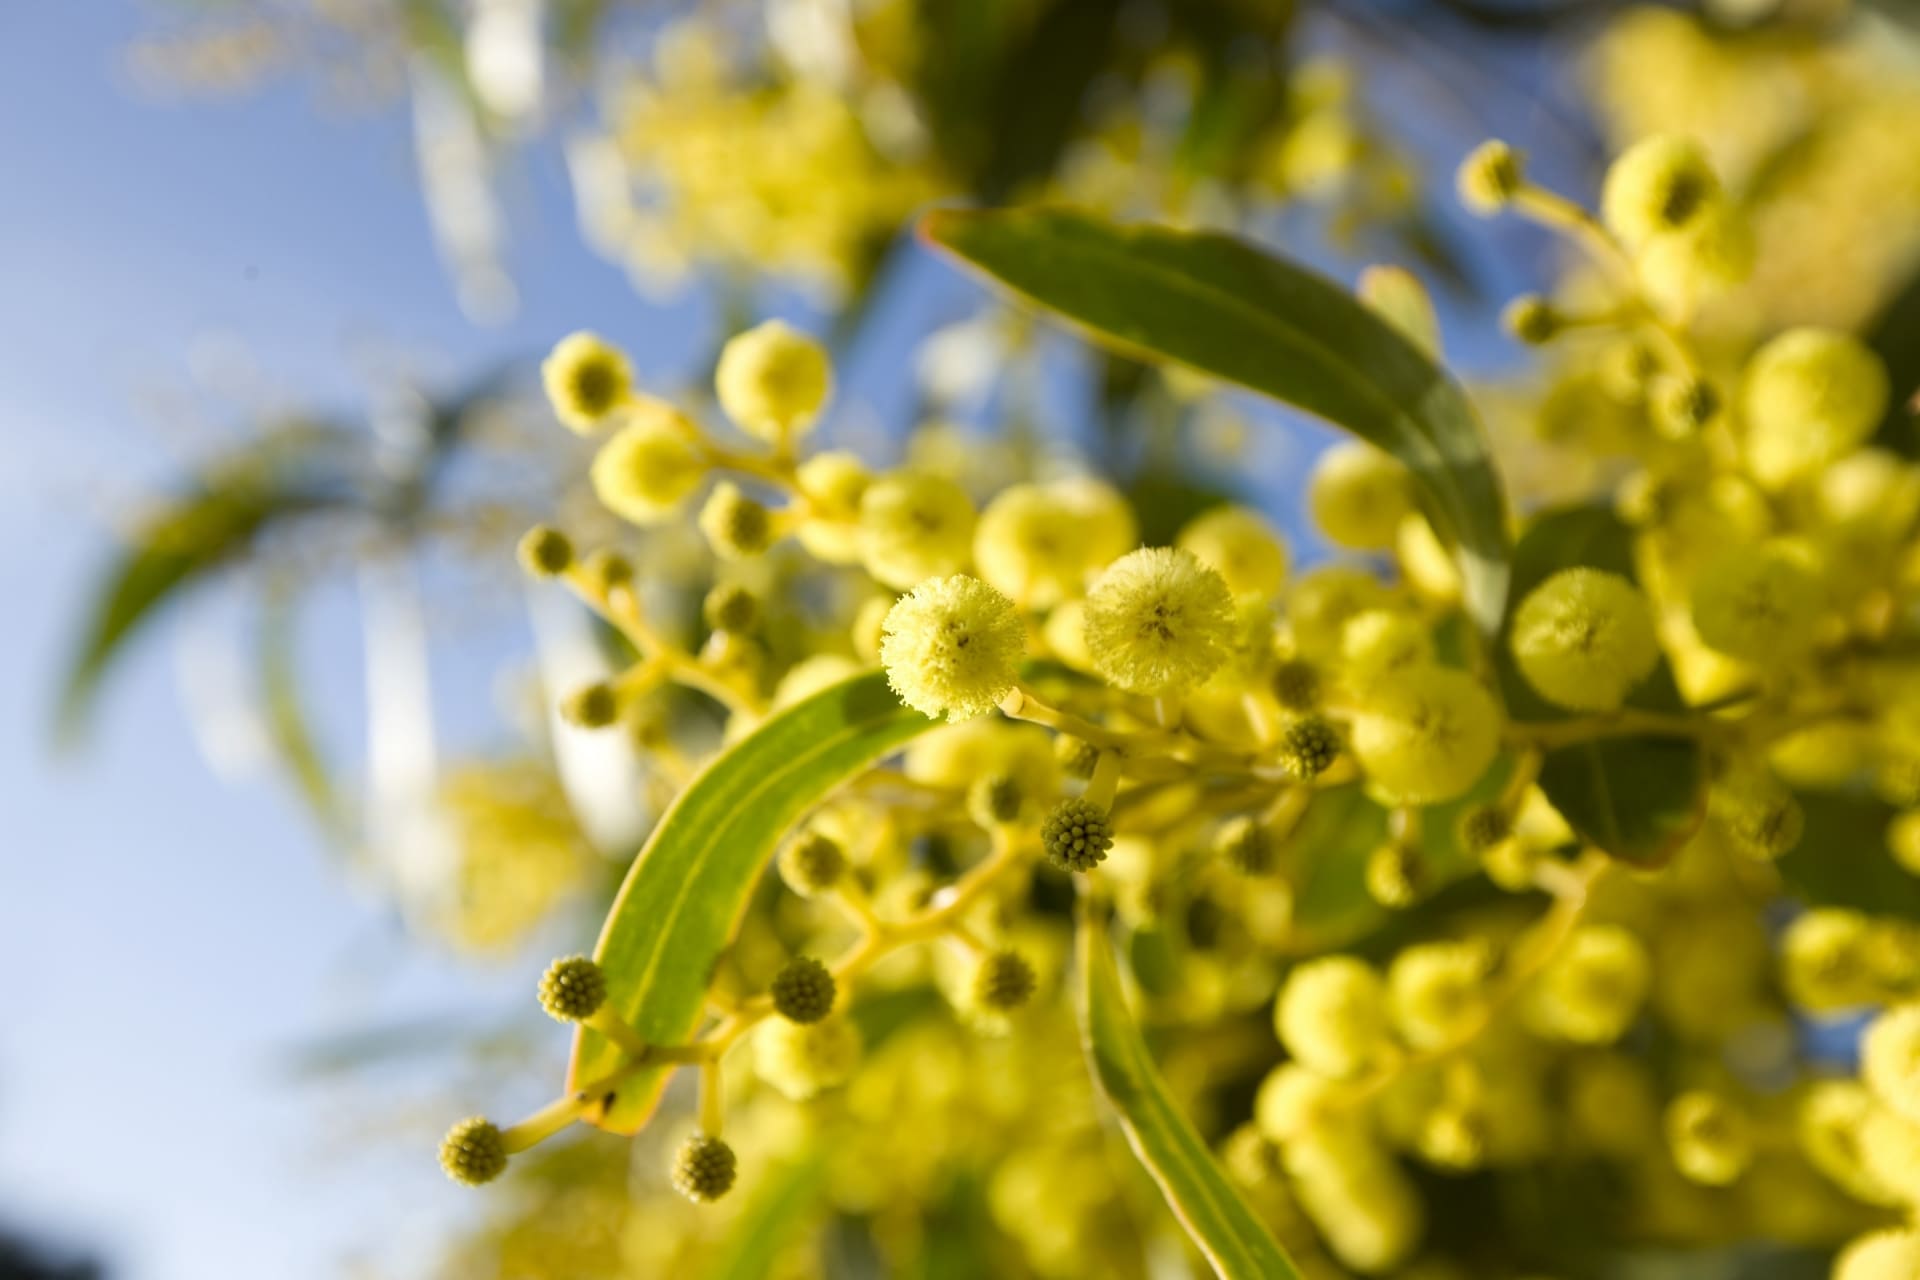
[1867, 260, 1920, 456]
[921, 206, 1511, 632]
[569, 670, 939, 1134]
[700, 1156, 826, 1280]
[1076, 913, 1305, 1280]
[1497, 504, 1707, 868]
[1777, 790, 1920, 921]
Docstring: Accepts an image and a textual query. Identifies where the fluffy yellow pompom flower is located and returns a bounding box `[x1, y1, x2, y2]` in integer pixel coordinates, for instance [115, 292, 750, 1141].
[1664, 1090, 1752, 1186]
[1524, 924, 1649, 1044]
[1082, 547, 1236, 695]
[1740, 328, 1890, 489]
[1689, 540, 1823, 665]
[1349, 666, 1499, 804]
[793, 450, 870, 564]
[1600, 134, 1720, 250]
[879, 575, 1025, 721]
[859, 471, 976, 589]
[1836, 1229, 1920, 1280]
[714, 319, 832, 443]
[589, 401, 708, 525]
[1387, 941, 1493, 1051]
[1177, 506, 1289, 602]
[1275, 955, 1392, 1079]
[973, 481, 1115, 608]
[541, 331, 634, 433]
[1309, 442, 1414, 550]
[1509, 568, 1660, 712]
[1340, 609, 1433, 690]
[1863, 1003, 1920, 1126]
[1780, 908, 1877, 1012]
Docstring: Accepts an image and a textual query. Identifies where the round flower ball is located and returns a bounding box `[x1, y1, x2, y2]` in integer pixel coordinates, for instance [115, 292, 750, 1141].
[714, 319, 832, 443]
[1308, 442, 1414, 551]
[589, 400, 707, 525]
[879, 575, 1025, 721]
[1689, 540, 1823, 665]
[1509, 568, 1660, 712]
[1741, 328, 1890, 490]
[1082, 547, 1236, 695]
[1349, 665, 1500, 804]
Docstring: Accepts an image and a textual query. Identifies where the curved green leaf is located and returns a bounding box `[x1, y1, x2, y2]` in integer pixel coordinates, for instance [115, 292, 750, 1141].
[568, 670, 938, 1133]
[1076, 914, 1304, 1280]
[921, 206, 1511, 632]
[1778, 790, 1920, 921]
[1498, 505, 1707, 867]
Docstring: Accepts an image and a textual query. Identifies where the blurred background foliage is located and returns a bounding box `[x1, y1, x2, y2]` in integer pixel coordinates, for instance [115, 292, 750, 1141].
[51, 0, 1920, 1275]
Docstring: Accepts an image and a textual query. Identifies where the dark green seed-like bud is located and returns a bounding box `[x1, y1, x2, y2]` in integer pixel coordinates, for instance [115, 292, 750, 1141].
[671, 1134, 737, 1203]
[1213, 815, 1273, 875]
[538, 955, 606, 1022]
[578, 547, 635, 596]
[560, 681, 621, 729]
[1271, 659, 1321, 712]
[439, 1116, 508, 1186]
[1042, 797, 1113, 872]
[699, 483, 774, 559]
[1458, 139, 1524, 213]
[1055, 735, 1099, 780]
[770, 956, 836, 1024]
[1652, 376, 1720, 439]
[1366, 842, 1425, 909]
[1456, 804, 1512, 856]
[1501, 295, 1559, 345]
[973, 950, 1037, 1013]
[1276, 716, 1340, 780]
[703, 582, 760, 634]
[778, 832, 844, 897]
[517, 525, 574, 578]
[968, 771, 1026, 828]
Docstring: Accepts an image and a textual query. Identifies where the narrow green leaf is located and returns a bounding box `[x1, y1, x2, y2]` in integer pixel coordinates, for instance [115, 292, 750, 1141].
[1357, 264, 1442, 358]
[1076, 914, 1304, 1280]
[1777, 790, 1920, 921]
[1498, 505, 1707, 867]
[58, 486, 327, 740]
[700, 1156, 825, 1280]
[921, 206, 1511, 632]
[259, 580, 345, 840]
[568, 670, 938, 1133]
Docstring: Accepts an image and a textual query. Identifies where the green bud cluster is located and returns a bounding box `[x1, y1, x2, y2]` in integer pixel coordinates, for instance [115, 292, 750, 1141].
[439, 1116, 508, 1186]
[671, 1134, 737, 1202]
[770, 955, 837, 1023]
[1042, 797, 1114, 872]
[538, 955, 607, 1022]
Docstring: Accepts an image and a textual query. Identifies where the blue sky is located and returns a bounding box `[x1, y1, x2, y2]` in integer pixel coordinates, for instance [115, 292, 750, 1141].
[0, 6, 1549, 1277]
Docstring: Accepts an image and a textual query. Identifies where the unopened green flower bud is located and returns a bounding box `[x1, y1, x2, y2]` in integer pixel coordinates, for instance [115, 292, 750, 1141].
[1055, 735, 1100, 780]
[1458, 140, 1524, 214]
[1214, 815, 1274, 875]
[1652, 376, 1719, 439]
[517, 525, 573, 578]
[968, 771, 1026, 828]
[671, 1134, 737, 1203]
[1042, 797, 1114, 872]
[699, 481, 775, 559]
[439, 1116, 508, 1186]
[1502, 295, 1559, 345]
[560, 681, 621, 729]
[770, 955, 836, 1024]
[702, 582, 760, 634]
[537, 955, 607, 1022]
[778, 832, 845, 897]
[1456, 804, 1512, 855]
[578, 547, 635, 596]
[1270, 658, 1321, 712]
[1277, 715, 1340, 780]
[1366, 842, 1425, 908]
[973, 949, 1037, 1013]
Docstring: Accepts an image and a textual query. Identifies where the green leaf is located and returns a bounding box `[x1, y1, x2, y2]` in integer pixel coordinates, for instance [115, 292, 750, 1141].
[921, 206, 1511, 632]
[700, 1157, 825, 1280]
[259, 579, 345, 840]
[568, 670, 939, 1134]
[1076, 913, 1305, 1280]
[1777, 790, 1920, 921]
[1357, 264, 1442, 359]
[1867, 260, 1920, 457]
[1498, 505, 1707, 868]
